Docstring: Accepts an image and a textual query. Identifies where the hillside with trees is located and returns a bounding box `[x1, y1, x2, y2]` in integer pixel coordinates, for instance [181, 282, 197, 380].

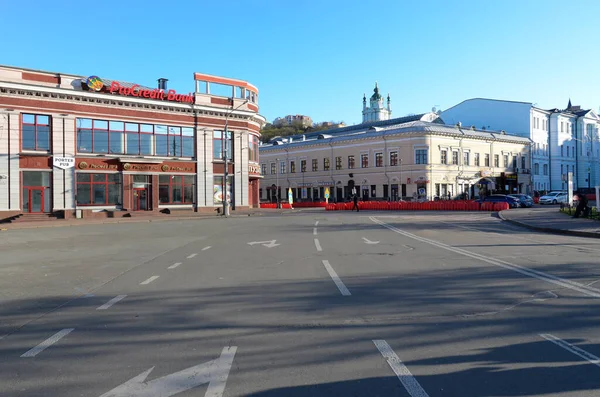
[260, 120, 345, 143]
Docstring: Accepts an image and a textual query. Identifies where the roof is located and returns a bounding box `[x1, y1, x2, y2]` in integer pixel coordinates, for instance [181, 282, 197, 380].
[260, 120, 531, 152]
[443, 97, 533, 113]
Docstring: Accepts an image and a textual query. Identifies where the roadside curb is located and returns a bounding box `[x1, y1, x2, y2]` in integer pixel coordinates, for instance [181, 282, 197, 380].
[498, 210, 600, 239]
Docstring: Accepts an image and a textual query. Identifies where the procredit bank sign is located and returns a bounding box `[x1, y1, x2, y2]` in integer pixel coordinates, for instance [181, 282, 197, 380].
[85, 76, 194, 104]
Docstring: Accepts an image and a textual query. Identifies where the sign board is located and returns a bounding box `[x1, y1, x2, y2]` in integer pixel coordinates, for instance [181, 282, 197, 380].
[324, 188, 330, 198]
[568, 172, 573, 206]
[0, 174, 7, 185]
[288, 188, 293, 205]
[53, 156, 75, 170]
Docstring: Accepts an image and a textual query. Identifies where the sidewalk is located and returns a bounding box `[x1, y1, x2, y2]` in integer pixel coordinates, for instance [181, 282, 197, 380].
[499, 206, 600, 238]
[0, 209, 265, 231]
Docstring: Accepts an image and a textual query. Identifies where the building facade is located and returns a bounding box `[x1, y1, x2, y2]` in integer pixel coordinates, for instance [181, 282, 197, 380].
[442, 98, 600, 192]
[273, 114, 313, 128]
[259, 114, 532, 202]
[0, 65, 266, 221]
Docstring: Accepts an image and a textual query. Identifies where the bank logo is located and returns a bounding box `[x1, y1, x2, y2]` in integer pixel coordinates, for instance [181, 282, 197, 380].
[86, 76, 104, 92]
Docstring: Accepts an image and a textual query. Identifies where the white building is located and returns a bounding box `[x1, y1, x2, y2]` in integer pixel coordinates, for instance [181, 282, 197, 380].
[362, 82, 391, 123]
[442, 98, 600, 192]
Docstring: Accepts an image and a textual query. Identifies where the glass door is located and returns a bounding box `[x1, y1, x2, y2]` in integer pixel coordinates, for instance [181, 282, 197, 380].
[133, 188, 148, 211]
[23, 187, 45, 213]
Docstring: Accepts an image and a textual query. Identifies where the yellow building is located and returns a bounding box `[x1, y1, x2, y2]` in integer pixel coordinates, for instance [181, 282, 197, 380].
[259, 113, 532, 202]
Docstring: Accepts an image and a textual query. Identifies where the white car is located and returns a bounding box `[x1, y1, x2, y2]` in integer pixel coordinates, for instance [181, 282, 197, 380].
[538, 191, 568, 205]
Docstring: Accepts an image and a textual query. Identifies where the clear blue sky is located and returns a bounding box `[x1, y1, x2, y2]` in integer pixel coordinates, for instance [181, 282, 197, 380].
[3, 0, 599, 126]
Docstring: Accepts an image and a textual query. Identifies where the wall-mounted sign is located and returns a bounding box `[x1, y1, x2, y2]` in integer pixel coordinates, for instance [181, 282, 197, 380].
[108, 81, 194, 104]
[53, 156, 75, 169]
[248, 164, 261, 174]
[414, 176, 430, 184]
[86, 76, 104, 92]
[78, 161, 118, 170]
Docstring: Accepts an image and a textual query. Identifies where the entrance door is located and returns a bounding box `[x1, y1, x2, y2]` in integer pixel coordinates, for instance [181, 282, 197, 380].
[133, 188, 148, 211]
[23, 187, 45, 213]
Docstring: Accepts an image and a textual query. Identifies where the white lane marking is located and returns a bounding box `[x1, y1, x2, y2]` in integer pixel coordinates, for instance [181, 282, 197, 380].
[140, 275, 160, 285]
[168, 262, 181, 270]
[315, 221, 319, 226]
[187, 253, 197, 259]
[322, 260, 351, 296]
[313, 227, 318, 235]
[97, 295, 127, 310]
[202, 246, 211, 251]
[373, 340, 430, 397]
[540, 334, 600, 367]
[21, 328, 74, 357]
[314, 238, 322, 252]
[74, 287, 95, 298]
[99, 346, 237, 397]
[362, 237, 380, 245]
[370, 217, 600, 298]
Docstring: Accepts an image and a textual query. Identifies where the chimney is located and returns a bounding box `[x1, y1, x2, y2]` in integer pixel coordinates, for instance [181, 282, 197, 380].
[158, 78, 168, 90]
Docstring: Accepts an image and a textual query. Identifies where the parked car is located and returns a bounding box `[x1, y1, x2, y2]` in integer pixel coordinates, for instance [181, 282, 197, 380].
[508, 194, 533, 208]
[478, 194, 520, 208]
[538, 191, 568, 205]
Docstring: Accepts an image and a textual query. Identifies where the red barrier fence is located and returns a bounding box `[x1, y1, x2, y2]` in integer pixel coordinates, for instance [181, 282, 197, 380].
[324, 200, 510, 212]
[260, 202, 327, 209]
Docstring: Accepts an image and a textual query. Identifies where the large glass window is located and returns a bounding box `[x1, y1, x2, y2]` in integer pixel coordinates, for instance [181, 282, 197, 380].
[415, 149, 428, 164]
[312, 159, 318, 172]
[375, 152, 383, 167]
[361, 154, 369, 168]
[348, 155, 355, 169]
[335, 156, 342, 170]
[213, 130, 232, 160]
[440, 150, 447, 164]
[324, 157, 330, 171]
[22, 114, 50, 151]
[301, 160, 306, 172]
[213, 175, 232, 205]
[463, 152, 470, 166]
[474, 153, 480, 166]
[76, 173, 121, 205]
[76, 118, 193, 157]
[452, 151, 459, 165]
[390, 151, 398, 166]
[159, 175, 194, 204]
[248, 135, 259, 162]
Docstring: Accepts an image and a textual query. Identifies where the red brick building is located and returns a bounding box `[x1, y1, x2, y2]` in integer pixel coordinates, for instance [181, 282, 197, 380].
[0, 65, 265, 221]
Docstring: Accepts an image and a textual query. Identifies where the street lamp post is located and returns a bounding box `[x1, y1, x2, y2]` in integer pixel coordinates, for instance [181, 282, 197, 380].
[275, 158, 280, 208]
[223, 98, 249, 217]
[588, 167, 591, 189]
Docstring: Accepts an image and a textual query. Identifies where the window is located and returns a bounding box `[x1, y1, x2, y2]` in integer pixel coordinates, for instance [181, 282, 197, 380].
[140, 124, 154, 155]
[324, 157, 330, 171]
[415, 149, 428, 164]
[108, 121, 124, 154]
[494, 154, 499, 167]
[22, 114, 50, 151]
[390, 151, 398, 166]
[76, 173, 121, 205]
[167, 126, 182, 157]
[534, 163, 540, 175]
[361, 153, 369, 168]
[567, 146, 569, 157]
[485, 154, 490, 167]
[452, 151, 459, 165]
[474, 153, 480, 166]
[312, 159, 318, 172]
[261, 164, 266, 175]
[335, 156, 342, 170]
[561, 145, 564, 156]
[159, 175, 194, 204]
[543, 164, 548, 175]
[270, 163, 276, 174]
[348, 155, 355, 169]
[512, 155, 517, 168]
[280, 160, 286, 174]
[182, 127, 194, 157]
[213, 176, 232, 205]
[301, 160, 306, 172]
[213, 130, 231, 160]
[248, 135, 259, 162]
[440, 150, 448, 165]
[463, 152, 470, 166]
[126, 123, 140, 155]
[521, 156, 526, 169]
[290, 160, 296, 173]
[503, 155, 509, 168]
[375, 152, 383, 167]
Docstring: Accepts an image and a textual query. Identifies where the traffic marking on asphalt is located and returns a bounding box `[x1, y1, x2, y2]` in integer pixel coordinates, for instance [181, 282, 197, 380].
[540, 334, 600, 367]
[313, 227, 318, 235]
[373, 340, 430, 397]
[140, 276, 160, 285]
[187, 253, 198, 259]
[314, 238, 322, 252]
[247, 240, 280, 248]
[371, 217, 600, 298]
[362, 237, 380, 245]
[97, 295, 127, 310]
[315, 221, 319, 226]
[99, 346, 237, 397]
[202, 246, 212, 251]
[21, 328, 74, 358]
[168, 263, 181, 270]
[322, 260, 351, 296]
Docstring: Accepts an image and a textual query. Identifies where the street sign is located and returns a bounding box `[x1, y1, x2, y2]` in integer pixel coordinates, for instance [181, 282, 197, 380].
[100, 346, 237, 397]
[324, 188, 330, 199]
[53, 156, 75, 170]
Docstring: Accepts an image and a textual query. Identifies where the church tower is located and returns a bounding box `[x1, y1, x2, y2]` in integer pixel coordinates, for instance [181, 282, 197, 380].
[362, 82, 392, 123]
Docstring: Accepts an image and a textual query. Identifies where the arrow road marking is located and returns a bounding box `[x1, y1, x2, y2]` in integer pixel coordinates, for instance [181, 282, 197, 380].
[540, 334, 600, 367]
[362, 237, 380, 245]
[247, 240, 280, 248]
[374, 340, 430, 397]
[99, 346, 237, 397]
[21, 328, 74, 357]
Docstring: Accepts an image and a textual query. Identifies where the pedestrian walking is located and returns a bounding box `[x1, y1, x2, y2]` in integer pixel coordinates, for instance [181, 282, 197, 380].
[352, 194, 359, 212]
[573, 191, 589, 218]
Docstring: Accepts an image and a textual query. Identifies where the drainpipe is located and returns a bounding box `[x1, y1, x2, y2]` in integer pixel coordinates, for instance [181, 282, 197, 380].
[383, 133, 389, 199]
[328, 140, 334, 200]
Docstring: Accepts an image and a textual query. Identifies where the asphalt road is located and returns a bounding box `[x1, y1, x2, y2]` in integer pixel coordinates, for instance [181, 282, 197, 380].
[1, 210, 599, 396]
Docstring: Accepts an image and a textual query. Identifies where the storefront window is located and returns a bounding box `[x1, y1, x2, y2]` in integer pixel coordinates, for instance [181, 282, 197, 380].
[248, 135, 259, 162]
[213, 130, 232, 160]
[168, 126, 181, 157]
[22, 114, 51, 151]
[159, 175, 195, 204]
[76, 173, 121, 205]
[213, 176, 232, 205]
[182, 127, 194, 157]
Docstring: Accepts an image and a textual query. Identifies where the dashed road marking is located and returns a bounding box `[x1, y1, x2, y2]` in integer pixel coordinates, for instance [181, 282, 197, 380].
[97, 295, 127, 310]
[314, 238, 322, 252]
[322, 260, 351, 296]
[168, 262, 181, 270]
[202, 246, 211, 251]
[140, 275, 160, 285]
[373, 339, 430, 397]
[21, 328, 74, 358]
[541, 334, 600, 367]
[187, 253, 198, 259]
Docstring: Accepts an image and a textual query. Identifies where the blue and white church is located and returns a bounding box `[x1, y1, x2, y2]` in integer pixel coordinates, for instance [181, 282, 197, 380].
[362, 82, 392, 123]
